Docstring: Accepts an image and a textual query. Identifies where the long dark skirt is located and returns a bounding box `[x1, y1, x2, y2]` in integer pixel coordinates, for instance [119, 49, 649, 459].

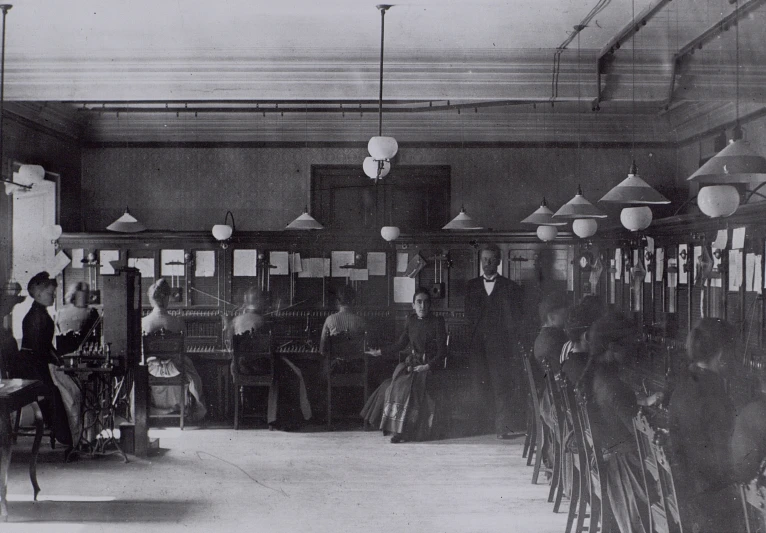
[605, 450, 649, 533]
[267, 356, 312, 429]
[360, 377, 391, 429]
[379, 363, 434, 441]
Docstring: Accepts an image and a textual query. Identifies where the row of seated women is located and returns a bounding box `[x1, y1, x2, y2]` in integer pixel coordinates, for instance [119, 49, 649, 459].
[228, 284, 448, 441]
[532, 291, 766, 533]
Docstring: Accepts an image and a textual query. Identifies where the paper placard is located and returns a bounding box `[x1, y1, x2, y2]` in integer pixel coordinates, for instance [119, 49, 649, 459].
[732, 227, 746, 249]
[746, 253, 756, 292]
[291, 253, 303, 273]
[331, 251, 355, 277]
[233, 249, 258, 277]
[128, 258, 155, 278]
[655, 248, 664, 281]
[393, 276, 416, 303]
[367, 252, 387, 276]
[161, 249, 185, 277]
[349, 268, 369, 281]
[100, 250, 119, 275]
[615, 249, 622, 280]
[396, 252, 408, 273]
[269, 251, 289, 275]
[298, 257, 327, 278]
[194, 251, 215, 277]
[755, 255, 763, 294]
[729, 250, 742, 291]
[49, 251, 71, 277]
[71, 248, 84, 269]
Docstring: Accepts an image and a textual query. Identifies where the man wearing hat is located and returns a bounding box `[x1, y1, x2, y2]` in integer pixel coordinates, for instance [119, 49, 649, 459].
[14, 271, 73, 448]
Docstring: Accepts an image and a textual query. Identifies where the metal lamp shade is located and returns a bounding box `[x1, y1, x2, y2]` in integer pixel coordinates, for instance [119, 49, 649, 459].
[536, 225, 558, 242]
[285, 211, 324, 230]
[442, 207, 483, 230]
[687, 140, 766, 184]
[552, 192, 607, 219]
[620, 206, 653, 232]
[367, 136, 398, 161]
[600, 166, 669, 205]
[106, 208, 146, 233]
[697, 185, 740, 218]
[521, 201, 567, 226]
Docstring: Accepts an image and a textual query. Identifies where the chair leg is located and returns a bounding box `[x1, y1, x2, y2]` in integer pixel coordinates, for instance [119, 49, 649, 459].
[179, 384, 185, 431]
[575, 466, 590, 533]
[565, 462, 580, 533]
[548, 428, 562, 503]
[234, 385, 240, 430]
[531, 417, 544, 484]
[552, 440, 566, 512]
[522, 405, 532, 458]
[527, 416, 537, 466]
[326, 365, 332, 429]
[12, 410, 21, 444]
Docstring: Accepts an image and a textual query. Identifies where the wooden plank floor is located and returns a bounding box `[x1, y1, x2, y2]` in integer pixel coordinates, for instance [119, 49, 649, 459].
[3, 428, 567, 533]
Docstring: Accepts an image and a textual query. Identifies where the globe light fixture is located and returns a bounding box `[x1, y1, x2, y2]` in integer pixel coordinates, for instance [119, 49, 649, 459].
[536, 225, 558, 242]
[212, 210, 235, 248]
[380, 226, 400, 242]
[697, 185, 740, 218]
[572, 219, 598, 239]
[620, 206, 653, 232]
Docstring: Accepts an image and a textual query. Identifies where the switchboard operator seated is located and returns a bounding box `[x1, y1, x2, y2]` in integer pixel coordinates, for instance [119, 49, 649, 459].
[142, 278, 206, 422]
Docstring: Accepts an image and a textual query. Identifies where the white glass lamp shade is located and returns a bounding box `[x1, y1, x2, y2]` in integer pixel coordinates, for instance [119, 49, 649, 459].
[620, 206, 653, 232]
[106, 207, 146, 233]
[552, 190, 607, 219]
[212, 224, 233, 241]
[41, 224, 63, 241]
[380, 226, 400, 241]
[363, 157, 391, 180]
[521, 200, 567, 226]
[572, 219, 598, 239]
[697, 185, 740, 218]
[600, 163, 670, 205]
[536, 225, 558, 242]
[367, 136, 398, 160]
[442, 207, 483, 230]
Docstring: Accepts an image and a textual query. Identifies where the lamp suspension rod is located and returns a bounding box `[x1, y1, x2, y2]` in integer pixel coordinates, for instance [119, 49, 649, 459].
[377, 5, 392, 137]
[734, 0, 740, 128]
[0, 5, 11, 174]
[631, 0, 636, 159]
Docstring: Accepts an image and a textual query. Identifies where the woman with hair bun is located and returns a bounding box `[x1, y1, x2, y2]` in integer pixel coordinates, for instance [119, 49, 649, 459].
[142, 278, 206, 422]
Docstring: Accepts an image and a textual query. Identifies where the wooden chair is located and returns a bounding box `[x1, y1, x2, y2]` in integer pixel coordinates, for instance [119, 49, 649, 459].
[521, 349, 545, 483]
[741, 461, 766, 533]
[573, 384, 613, 533]
[325, 332, 368, 428]
[542, 359, 566, 511]
[231, 330, 274, 430]
[142, 329, 186, 430]
[557, 374, 590, 533]
[634, 410, 683, 533]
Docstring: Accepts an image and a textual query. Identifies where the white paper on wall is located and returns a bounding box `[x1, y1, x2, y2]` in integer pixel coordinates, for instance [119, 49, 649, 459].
[732, 227, 746, 249]
[729, 250, 742, 291]
[746, 253, 756, 292]
[128, 258, 155, 278]
[48, 251, 71, 277]
[615, 248, 622, 280]
[349, 268, 369, 281]
[161, 249, 185, 277]
[71, 249, 84, 269]
[367, 252, 387, 276]
[393, 276, 416, 303]
[269, 251, 289, 275]
[331, 251, 355, 277]
[100, 250, 119, 275]
[194, 251, 215, 277]
[396, 252, 408, 273]
[755, 255, 763, 294]
[713, 229, 728, 250]
[233, 249, 258, 277]
[291, 253, 303, 273]
[655, 248, 664, 281]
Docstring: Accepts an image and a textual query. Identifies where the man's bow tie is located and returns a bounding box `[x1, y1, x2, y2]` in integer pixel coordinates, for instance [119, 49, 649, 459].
[483, 277, 496, 283]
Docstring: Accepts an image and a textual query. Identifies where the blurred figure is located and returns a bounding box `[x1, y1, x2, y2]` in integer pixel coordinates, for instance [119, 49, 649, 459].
[142, 278, 206, 422]
[55, 282, 100, 352]
[319, 285, 367, 356]
[669, 318, 745, 533]
[226, 286, 266, 337]
[560, 296, 603, 385]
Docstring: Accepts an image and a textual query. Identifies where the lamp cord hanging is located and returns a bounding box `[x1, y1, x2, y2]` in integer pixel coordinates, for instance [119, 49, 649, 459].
[377, 5, 390, 137]
[0, 5, 10, 176]
[734, 0, 740, 132]
[631, 0, 636, 160]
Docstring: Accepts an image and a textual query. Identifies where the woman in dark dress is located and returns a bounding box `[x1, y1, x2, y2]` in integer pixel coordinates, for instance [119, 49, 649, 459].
[14, 271, 73, 449]
[669, 318, 746, 533]
[362, 288, 447, 443]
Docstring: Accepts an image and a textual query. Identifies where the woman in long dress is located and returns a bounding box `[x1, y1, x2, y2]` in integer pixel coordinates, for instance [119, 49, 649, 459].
[363, 288, 447, 443]
[142, 278, 206, 422]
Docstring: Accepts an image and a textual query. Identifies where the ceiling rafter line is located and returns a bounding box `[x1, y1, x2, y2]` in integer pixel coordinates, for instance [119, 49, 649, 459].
[73, 100, 558, 115]
[675, 103, 766, 146]
[594, 0, 671, 109]
[68, 99, 436, 107]
[663, 0, 766, 111]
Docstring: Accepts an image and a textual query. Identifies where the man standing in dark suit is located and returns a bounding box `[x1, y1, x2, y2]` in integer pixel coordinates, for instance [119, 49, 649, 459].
[464, 243, 523, 438]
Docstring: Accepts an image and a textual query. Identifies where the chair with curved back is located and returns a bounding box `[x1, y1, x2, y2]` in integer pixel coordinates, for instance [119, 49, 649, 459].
[231, 329, 274, 430]
[740, 461, 766, 533]
[542, 358, 566, 511]
[142, 329, 186, 430]
[325, 331, 368, 428]
[521, 347, 545, 483]
[557, 373, 589, 533]
[634, 409, 683, 533]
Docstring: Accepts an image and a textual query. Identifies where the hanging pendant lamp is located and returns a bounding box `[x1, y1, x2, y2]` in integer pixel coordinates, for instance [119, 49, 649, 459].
[107, 206, 146, 233]
[552, 187, 607, 219]
[285, 206, 323, 230]
[601, 161, 670, 204]
[442, 206, 483, 231]
[521, 197, 567, 225]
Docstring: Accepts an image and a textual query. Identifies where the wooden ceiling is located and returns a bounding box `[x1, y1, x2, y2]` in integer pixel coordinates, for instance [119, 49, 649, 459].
[6, 0, 766, 144]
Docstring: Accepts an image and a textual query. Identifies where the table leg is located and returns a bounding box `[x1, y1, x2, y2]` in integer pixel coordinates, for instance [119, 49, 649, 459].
[0, 406, 12, 520]
[29, 402, 43, 501]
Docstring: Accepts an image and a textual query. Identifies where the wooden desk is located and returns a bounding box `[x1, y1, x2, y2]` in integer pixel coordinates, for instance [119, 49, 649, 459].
[0, 379, 46, 519]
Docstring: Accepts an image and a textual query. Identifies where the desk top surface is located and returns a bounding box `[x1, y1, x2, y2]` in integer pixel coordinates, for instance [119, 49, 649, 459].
[0, 379, 46, 398]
